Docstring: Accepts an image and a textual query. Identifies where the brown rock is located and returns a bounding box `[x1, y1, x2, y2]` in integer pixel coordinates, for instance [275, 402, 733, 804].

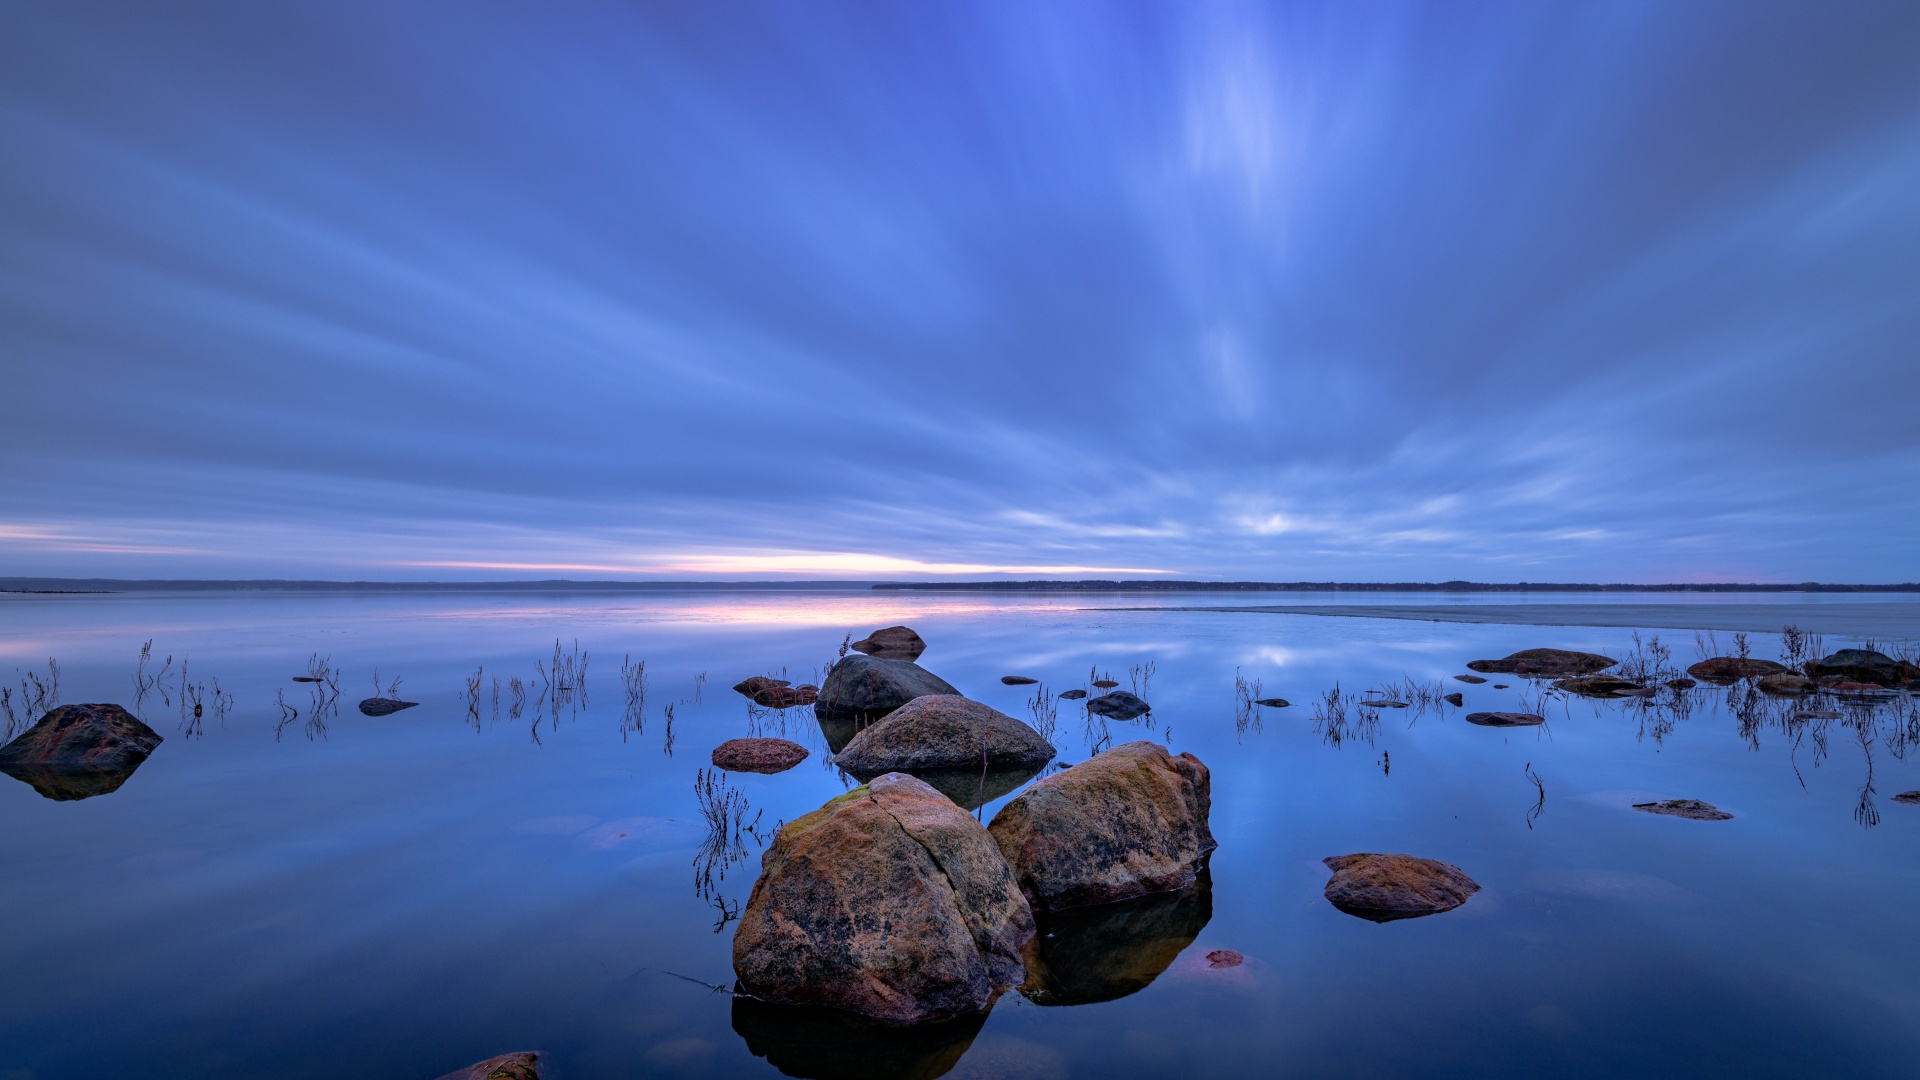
[1454, 674, 1488, 684]
[833, 695, 1054, 779]
[1809, 648, 1919, 688]
[1091, 680, 1119, 689]
[1633, 799, 1733, 821]
[988, 741, 1215, 912]
[1205, 950, 1243, 968]
[751, 685, 818, 709]
[1466, 649, 1616, 677]
[734, 676, 791, 697]
[434, 1052, 543, 1080]
[814, 654, 960, 723]
[1553, 674, 1646, 698]
[1321, 853, 1480, 922]
[1687, 657, 1788, 682]
[733, 773, 1034, 1023]
[849, 625, 927, 662]
[1757, 673, 1815, 696]
[1084, 691, 1151, 720]
[1464, 711, 1544, 727]
[712, 738, 810, 774]
[0, 703, 161, 770]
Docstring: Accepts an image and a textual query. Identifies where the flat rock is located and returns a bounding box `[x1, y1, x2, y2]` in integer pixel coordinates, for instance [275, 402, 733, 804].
[833, 695, 1055, 777]
[358, 697, 419, 716]
[849, 625, 927, 662]
[434, 1052, 543, 1080]
[751, 685, 818, 709]
[1554, 674, 1646, 698]
[733, 772, 1034, 1023]
[1454, 674, 1488, 684]
[1253, 697, 1291, 708]
[1829, 681, 1898, 699]
[1892, 791, 1920, 806]
[1322, 853, 1480, 922]
[712, 738, 810, 774]
[1091, 680, 1120, 689]
[1464, 711, 1544, 727]
[1633, 799, 1733, 821]
[1756, 673, 1815, 696]
[989, 741, 1215, 911]
[733, 676, 791, 697]
[1687, 657, 1788, 682]
[0, 703, 161, 770]
[1466, 649, 1616, 677]
[1000, 675, 1039, 685]
[1084, 691, 1150, 720]
[1361, 699, 1408, 709]
[1057, 689, 1087, 700]
[1810, 648, 1919, 688]
[813, 653, 960, 723]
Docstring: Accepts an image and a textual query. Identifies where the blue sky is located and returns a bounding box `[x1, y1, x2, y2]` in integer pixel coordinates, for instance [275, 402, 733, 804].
[2, 1, 1917, 581]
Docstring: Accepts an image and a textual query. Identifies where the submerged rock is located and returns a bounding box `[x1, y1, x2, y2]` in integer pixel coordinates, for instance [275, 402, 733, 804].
[1000, 675, 1038, 686]
[849, 625, 928, 662]
[1464, 711, 1544, 728]
[1253, 697, 1291, 708]
[832, 695, 1054, 778]
[0, 703, 161, 770]
[1829, 681, 1898, 700]
[1667, 678, 1698, 690]
[733, 773, 1034, 1023]
[712, 738, 810, 774]
[1466, 649, 1616, 677]
[1057, 689, 1087, 701]
[814, 654, 960, 723]
[1084, 691, 1150, 720]
[434, 1052, 543, 1080]
[1322, 853, 1480, 922]
[731, 996, 986, 1080]
[1018, 876, 1211, 1006]
[1893, 791, 1920, 806]
[1091, 679, 1120, 689]
[1443, 692, 1464, 707]
[734, 676, 791, 697]
[989, 741, 1214, 912]
[1756, 673, 1815, 696]
[1553, 674, 1645, 698]
[1809, 648, 1918, 688]
[1633, 799, 1733, 821]
[358, 697, 419, 716]
[752, 685, 818, 709]
[1454, 674, 1488, 684]
[1687, 657, 1788, 682]
[1361, 698, 1408, 709]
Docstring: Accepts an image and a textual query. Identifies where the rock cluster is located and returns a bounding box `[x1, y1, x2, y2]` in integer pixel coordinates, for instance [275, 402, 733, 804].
[1810, 649, 1920, 687]
[1554, 674, 1647, 698]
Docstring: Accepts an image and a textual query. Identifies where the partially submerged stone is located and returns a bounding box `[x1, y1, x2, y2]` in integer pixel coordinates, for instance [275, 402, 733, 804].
[0, 703, 161, 770]
[1756, 673, 1815, 696]
[1084, 691, 1150, 720]
[989, 741, 1214, 912]
[1466, 649, 1616, 677]
[434, 1052, 543, 1080]
[1464, 711, 1544, 728]
[1454, 674, 1488, 684]
[832, 695, 1054, 778]
[1892, 791, 1920, 806]
[1253, 697, 1291, 708]
[1442, 692, 1464, 707]
[1018, 876, 1211, 1006]
[734, 676, 791, 697]
[733, 773, 1034, 1023]
[1321, 853, 1480, 922]
[1633, 799, 1733, 821]
[1687, 657, 1788, 682]
[1667, 678, 1698, 690]
[1000, 675, 1038, 685]
[358, 697, 419, 716]
[849, 625, 928, 662]
[1206, 949, 1244, 968]
[751, 685, 818, 709]
[1810, 648, 1919, 688]
[1057, 689, 1087, 701]
[1554, 674, 1646, 698]
[814, 654, 960, 723]
[712, 737, 810, 774]
[1091, 679, 1120, 689]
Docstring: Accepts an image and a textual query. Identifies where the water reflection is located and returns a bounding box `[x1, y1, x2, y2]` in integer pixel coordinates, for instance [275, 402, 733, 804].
[730, 997, 986, 1080]
[0, 760, 146, 802]
[1019, 873, 1212, 1007]
[835, 763, 1046, 812]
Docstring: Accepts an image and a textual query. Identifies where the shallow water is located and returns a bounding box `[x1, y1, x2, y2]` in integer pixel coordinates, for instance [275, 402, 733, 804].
[2, 589, 1917, 1079]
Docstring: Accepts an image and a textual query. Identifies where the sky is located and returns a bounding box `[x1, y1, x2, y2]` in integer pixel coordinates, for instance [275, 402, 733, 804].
[1, 1, 1917, 583]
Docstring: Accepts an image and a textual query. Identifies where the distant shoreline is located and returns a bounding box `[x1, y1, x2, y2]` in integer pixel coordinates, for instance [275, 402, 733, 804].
[873, 579, 1920, 593]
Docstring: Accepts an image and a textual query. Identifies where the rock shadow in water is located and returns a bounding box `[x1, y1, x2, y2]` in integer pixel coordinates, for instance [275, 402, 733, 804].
[1018, 873, 1212, 1006]
[0, 760, 146, 801]
[839, 763, 1047, 812]
[730, 996, 986, 1080]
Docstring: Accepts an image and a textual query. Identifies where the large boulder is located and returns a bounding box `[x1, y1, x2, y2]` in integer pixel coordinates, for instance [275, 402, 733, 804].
[733, 772, 1034, 1023]
[1466, 649, 1616, 677]
[1810, 649, 1919, 688]
[0, 703, 161, 770]
[1321, 853, 1480, 922]
[833, 696, 1054, 779]
[988, 742, 1214, 912]
[1687, 657, 1788, 682]
[1085, 691, 1151, 720]
[850, 626, 928, 662]
[713, 738, 810, 774]
[434, 1053, 543, 1080]
[814, 654, 959, 723]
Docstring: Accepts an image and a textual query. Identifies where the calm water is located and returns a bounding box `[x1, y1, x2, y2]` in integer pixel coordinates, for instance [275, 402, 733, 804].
[2, 589, 1918, 1079]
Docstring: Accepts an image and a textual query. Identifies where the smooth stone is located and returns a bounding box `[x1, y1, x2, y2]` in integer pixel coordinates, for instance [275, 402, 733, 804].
[1454, 674, 1488, 684]
[1091, 680, 1120, 689]
[813, 653, 960, 723]
[358, 697, 419, 716]
[731, 996, 985, 1080]
[1466, 649, 1617, 677]
[1756, 673, 1815, 696]
[1687, 657, 1788, 682]
[733, 676, 791, 697]
[989, 741, 1214, 912]
[1810, 648, 1919, 688]
[434, 1052, 544, 1080]
[1322, 853, 1480, 922]
[1085, 691, 1151, 720]
[849, 625, 927, 662]
[712, 738, 810, 774]
[1464, 711, 1544, 728]
[1057, 690, 1087, 700]
[833, 695, 1055, 777]
[1018, 876, 1211, 1007]
[1443, 692, 1464, 707]
[1000, 675, 1039, 685]
[0, 703, 161, 770]
[1553, 674, 1646, 698]
[1253, 697, 1291, 708]
[1633, 799, 1733, 821]
[733, 773, 1034, 1023]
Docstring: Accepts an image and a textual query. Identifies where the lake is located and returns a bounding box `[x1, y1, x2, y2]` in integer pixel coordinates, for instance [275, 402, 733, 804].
[2, 587, 1917, 1079]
